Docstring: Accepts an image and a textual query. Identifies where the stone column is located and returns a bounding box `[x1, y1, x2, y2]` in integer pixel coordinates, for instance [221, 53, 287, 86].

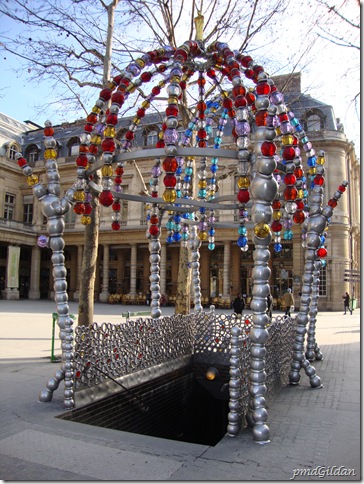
[130, 243, 137, 296]
[28, 245, 41, 299]
[2, 245, 20, 300]
[73, 245, 83, 301]
[223, 241, 231, 298]
[99, 244, 110, 303]
[160, 243, 167, 296]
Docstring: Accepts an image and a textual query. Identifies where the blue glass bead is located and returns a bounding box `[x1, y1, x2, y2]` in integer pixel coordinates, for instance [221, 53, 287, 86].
[283, 230, 293, 240]
[274, 243, 282, 252]
[185, 129, 192, 138]
[209, 228, 215, 236]
[184, 175, 191, 183]
[174, 215, 181, 223]
[214, 136, 222, 144]
[176, 167, 182, 175]
[238, 226, 247, 235]
[307, 156, 317, 166]
[176, 190, 182, 198]
[208, 243, 215, 250]
[237, 236, 248, 247]
[185, 167, 193, 175]
[198, 189, 207, 198]
[290, 118, 299, 127]
[320, 235, 326, 244]
[174, 223, 181, 232]
[166, 221, 174, 230]
[211, 157, 218, 164]
[210, 165, 218, 173]
[166, 235, 174, 244]
[199, 207, 206, 213]
[181, 232, 189, 240]
[296, 124, 303, 132]
[303, 190, 308, 197]
[173, 232, 182, 242]
[301, 136, 309, 144]
[188, 122, 195, 130]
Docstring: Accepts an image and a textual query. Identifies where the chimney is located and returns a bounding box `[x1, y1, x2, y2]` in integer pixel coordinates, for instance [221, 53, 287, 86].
[271, 72, 301, 94]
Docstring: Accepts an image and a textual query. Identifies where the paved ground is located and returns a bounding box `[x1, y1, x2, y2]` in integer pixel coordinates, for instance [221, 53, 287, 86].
[0, 300, 361, 481]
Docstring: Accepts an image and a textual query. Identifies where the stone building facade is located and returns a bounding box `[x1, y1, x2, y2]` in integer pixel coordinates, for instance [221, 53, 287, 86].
[0, 73, 360, 310]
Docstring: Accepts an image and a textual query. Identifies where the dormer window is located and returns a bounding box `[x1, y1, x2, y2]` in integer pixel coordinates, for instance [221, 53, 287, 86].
[25, 144, 40, 166]
[67, 137, 80, 156]
[303, 110, 325, 132]
[8, 143, 19, 160]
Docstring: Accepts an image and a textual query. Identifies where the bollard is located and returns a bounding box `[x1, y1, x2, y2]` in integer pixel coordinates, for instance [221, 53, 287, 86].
[51, 312, 76, 362]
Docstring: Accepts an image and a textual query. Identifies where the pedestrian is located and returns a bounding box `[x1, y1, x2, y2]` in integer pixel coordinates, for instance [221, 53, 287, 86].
[232, 293, 245, 315]
[282, 288, 295, 317]
[267, 293, 273, 319]
[342, 292, 352, 315]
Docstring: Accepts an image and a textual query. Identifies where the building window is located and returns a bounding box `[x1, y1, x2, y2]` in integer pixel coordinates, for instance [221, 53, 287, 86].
[318, 264, 327, 296]
[67, 137, 80, 156]
[4, 193, 15, 220]
[25, 144, 40, 166]
[303, 111, 325, 132]
[8, 144, 18, 160]
[146, 129, 159, 147]
[23, 203, 33, 225]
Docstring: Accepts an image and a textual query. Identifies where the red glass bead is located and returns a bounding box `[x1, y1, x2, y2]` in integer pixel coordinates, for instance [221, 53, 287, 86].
[125, 131, 134, 141]
[198, 140, 207, 147]
[222, 98, 233, 109]
[207, 69, 216, 78]
[284, 186, 298, 201]
[233, 86, 246, 97]
[152, 86, 161, 95]
[237, 189, 250, 203]
[114, 176, 122, 185]
[100, 88, 112, 101]
[244, 69, 254, 79]
[282, 147, 296, 160]
[162, 156, 178, 172]
[88, 144, 97, 155]
[256, 82, 270, 95]
[317, 247, 327, 258]
[155, 140, 165, 148]
[180, 81, 187, 90]
[150, 215, 159, 224]
[76, 155, 88, 167]
[115, 166, 124, 175]
[174, 49, 188, 61]
[253, 65, 264, 74]
[261, 141, 276, 156]
[279, 113, 289, 122]
[197, 77, 206, 86]
[99, 190, 114, 207]
[163, 174, 176, 188]
[111, 91, 125, 106]
[79, 145, 89, 153]
[284, 173, 297, 185]
[149, 225, 160, 237]
[101, 139, 116, 152]
[293, 211, 305, 224]
[294, 167, 303, 178]
[227, 108, 236, 118]
[84, 123, 93, 133]
[240, 55, 252, 68]
[43, 126, 55, 137]
[158, 64, 167, 73]
[166, 106, 178, 117]
[106, 114, 118, 125]
[120, 78, 130, 88]
[84, 204, 92, 215]
[197, 101, 206, 112]
[87, 113, 98, 124]
[296, 200, 305, 210]
[74, 203, 85, 215]
[111, 221, 121, 231]
[246, 92, 256, 105]
[151, 191, 158, 198]
[17, 157, 27, 168]
[112, 201, 121, 211]
[141, 71, 152, 82]
[113, 74, 122, 85]
[272, 200, 281, 210]
[338, 185, 346, 193]
[314, 174, 325, 186]
[292, 136, 298, 145]
[230, 68, 240, 78]
[197, 128, 206, 139]
[231, 127, 237, 139]
[255, 111, 268, 126]
[234, 96, 247, 108]
[328, 198, 337, 208]
[271, 220, 282, 232]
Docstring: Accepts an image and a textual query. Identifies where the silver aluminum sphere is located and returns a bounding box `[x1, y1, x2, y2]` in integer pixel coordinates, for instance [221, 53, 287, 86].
[252, 267, 271, 283]
[250, 177, 278, 202]
[95, 99, 104, 108]
[250, 359, 266, 371]
[64, 370, 73, 380]
[56, 303, 69, 316]
[47, 219, 65, 236]
[165, 144, 178, 155]
[229, 400, 241, 411]
[53, 266, 67, 280]
[250, 345, 266, 358]
[227, 423, 239, 436]
[230, 379, 241, 389]
[167, 84, 181, 97]
[54, 369, 64, 381]
[109, 104, 119, 114]
[263, 127, 276, 141]
[253, 395, 266, 407]
[251, 204, 272, 225]
[267, 104, 277, 115]
[310, 375, 322, 388]
[276, 104, 287, 115]
[149, 253, 160, 264]
[305, 350, 315, 361]
[229, 389, 240, 399]
[231, 327, 241, 337]
[289, 371, 301, 384]
[227, 411, 240, 423]
[150, 282, 160, 292]
[44, 138, 57, 149]
[230, 357, 240, 367]
[46, 377, 59, 391]
[248, 384, 264, 398]
[254, 127, 267, 141]
[55, 292, 68, 304]
[150, 263, 160, 273]
[229, 367, 240, 377]
[149, 273, 160, 283]
[255, 97, 270, 110]
[151, 308, 162, 319]
[252, 407, 268, 422]
[149, 240, 161, 252]
[45, 159, 58, 171]
[322, 206, 333, 219]
[237, 149, 250, 161]
[256, 157, 277, 176]
[33, 184, 48, 199]
[249, 327, 269, 344]
[291, 361, 301, 371]
[191, 261, 199, 270]
[63, 399, 75, 409]
[64, 388, 74, 399]
[193, 276, 200, 286]
[231, 76, 242, 87]
[194, 304, 203, 311]
[23, 166, 33, 177]
[302, 273, 314, 284]
[257, 72, 268, 81]
[315, 352, 323, 361]
[39, 388, 53, 402]
[51, 252, 65, 264]
[166, 117, 179, 129]
[253, 247, 270, 264]
[103, 153, 113, 163]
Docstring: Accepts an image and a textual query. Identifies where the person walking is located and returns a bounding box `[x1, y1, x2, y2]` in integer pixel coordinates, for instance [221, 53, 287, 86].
[282, 288, 295, 317]
[342, 292, 352, 315]
[232, 293, 245, 315]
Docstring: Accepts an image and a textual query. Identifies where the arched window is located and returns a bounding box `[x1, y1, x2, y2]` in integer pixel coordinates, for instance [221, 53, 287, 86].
[67, 137, 80, 156]
[144, 126, 159, 147]
[25, 144, 40, 166]
[303, 110, 325, 132]
[8, 143, 19, 160]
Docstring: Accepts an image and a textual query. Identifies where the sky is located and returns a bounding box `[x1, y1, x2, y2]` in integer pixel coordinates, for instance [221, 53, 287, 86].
[0, 1, 360, 155]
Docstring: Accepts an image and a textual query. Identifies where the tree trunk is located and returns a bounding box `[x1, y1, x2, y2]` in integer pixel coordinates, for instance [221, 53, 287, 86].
[175, 244, 192, 314]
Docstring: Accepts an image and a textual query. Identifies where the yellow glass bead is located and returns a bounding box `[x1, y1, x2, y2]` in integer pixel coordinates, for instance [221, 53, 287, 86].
[281, 134, 294, 145]
[74, 190, 85, 202]
[102, 165, 114, 177]
[308, 167, 316, 175]
[170, 76, 180, 83]
[198, 179, 207, 189]
[237, 176, 250, 189]
[162, 189, 177, 203]
[26, 174, 38, 186]
[297, 189, 304, 199]
[107, 81, 116, 90]
[158, 131, 164, 140]
[275, 127, 282, 136]
[126, 83, 136, 93]
[91, 135, 102, 145]
[132, 117, 141, 126]
[104, 127, 116, 137]
[221, 90, 228, 98]
[254, 222, 271, 238]
[81, 215, 91, 225]
[158, 80, 166, 88]
[142, 100, 151, 109]
[272, 210, 282, 220]
[92, 105, 101, 114]
[135, 58, 145, 68]
[317, 156, 325, 165]
[208, 191, 215, 199]
[168, 96, 178, 105]
[198, 231, 208, 241]
[44, 148, 57, 160]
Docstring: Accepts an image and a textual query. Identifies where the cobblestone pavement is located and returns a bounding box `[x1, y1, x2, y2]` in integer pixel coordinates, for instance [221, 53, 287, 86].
[0, 300, 360, 481]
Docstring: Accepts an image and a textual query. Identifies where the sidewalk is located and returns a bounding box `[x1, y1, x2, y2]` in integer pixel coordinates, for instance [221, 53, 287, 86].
[0, 300, 361, 481]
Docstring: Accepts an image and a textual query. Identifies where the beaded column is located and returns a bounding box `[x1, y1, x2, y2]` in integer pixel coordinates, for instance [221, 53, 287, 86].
[246, 70, 278, 444]
[305, 259, 323, 361]
[190, 225, 203, 311]
[227, 326, 243, 437]
[17, 121, 76, 408]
